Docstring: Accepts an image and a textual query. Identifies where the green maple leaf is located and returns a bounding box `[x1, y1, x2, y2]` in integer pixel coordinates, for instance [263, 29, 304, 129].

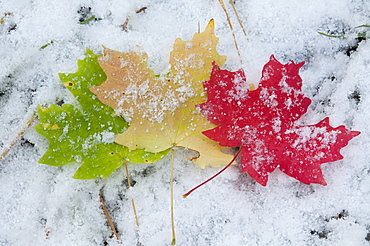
[35, 49, 169, 179]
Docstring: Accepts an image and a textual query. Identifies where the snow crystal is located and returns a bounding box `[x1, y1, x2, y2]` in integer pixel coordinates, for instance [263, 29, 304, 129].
[272, 117, 282, 133]
[185, 42, 192, 49]
[231, 73, 249, 100]
[101, 131, 115, 144]
[260, 87, 279, 108]
[291, 126, 340, 151]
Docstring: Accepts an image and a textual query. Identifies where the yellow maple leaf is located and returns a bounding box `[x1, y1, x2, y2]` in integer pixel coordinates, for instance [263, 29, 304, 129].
[90, 19, 234, 168]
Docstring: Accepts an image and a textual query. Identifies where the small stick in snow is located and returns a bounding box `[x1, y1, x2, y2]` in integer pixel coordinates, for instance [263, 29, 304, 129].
[228, 0, 248, 37]
[122, 7, 148, 30]
[135, 7, 147, 14]
[99, 193, 120, 241]
[121, 18, 130, 30]
[0, 114, 37, 162]
[0, 13, 12, 24]
[217, 0, 243, 65]
[124, 161, 140, 227]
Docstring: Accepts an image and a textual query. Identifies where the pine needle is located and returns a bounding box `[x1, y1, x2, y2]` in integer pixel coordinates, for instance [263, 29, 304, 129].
[318, 32, 346, 39]
[79, 15, 95, 25]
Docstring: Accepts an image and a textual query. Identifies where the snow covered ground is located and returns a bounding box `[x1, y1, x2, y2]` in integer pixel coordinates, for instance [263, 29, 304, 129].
[0, 0, 369, 245]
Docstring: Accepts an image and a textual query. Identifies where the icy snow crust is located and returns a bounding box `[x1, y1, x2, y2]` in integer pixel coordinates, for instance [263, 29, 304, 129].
[0, 0, 369, 245]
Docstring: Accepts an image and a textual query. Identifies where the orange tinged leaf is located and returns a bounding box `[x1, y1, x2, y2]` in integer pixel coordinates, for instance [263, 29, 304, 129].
[90, 20, 233, 168]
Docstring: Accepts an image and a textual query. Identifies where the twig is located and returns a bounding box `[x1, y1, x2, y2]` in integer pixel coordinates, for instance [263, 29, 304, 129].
[135, 7, 147, 14]
[0, 114, 37, 162]
[122, 7, 148, 30]
[217, 0, 243, 65]
[228, 0, 247, 37]
[0, 13, 11, 24]
[99, 193, 120, 241]
[124, 161, 139, 227]
[121, 18, 130, 30]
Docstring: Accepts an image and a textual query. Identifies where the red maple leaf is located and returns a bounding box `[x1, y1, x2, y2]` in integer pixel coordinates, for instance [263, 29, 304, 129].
[198, 55, 360, 186]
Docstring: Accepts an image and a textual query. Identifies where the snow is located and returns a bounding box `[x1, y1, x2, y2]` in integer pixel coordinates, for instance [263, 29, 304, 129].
[0, 0, 369, 245]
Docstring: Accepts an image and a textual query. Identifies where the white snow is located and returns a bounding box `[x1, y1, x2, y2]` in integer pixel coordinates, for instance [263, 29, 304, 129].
[0, 0, 369, 245]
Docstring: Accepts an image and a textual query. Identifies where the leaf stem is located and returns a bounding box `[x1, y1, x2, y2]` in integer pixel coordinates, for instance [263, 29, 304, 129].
[183, 146, 243, 198]
[0, 114, 37, 162]
[170, 148, 176, 245]
[124, 161, 139, 227]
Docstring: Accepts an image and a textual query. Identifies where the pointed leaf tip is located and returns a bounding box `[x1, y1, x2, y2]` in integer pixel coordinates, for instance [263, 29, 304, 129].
[351, 131, 361, 137]
[297, 61, 305, 69]
[269, 54, 305, 69]
[269, 54, 277, 61]
[208, 19, 215, 27]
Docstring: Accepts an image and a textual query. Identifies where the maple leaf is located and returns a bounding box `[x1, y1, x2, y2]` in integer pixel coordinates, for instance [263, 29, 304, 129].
[35, 49, 169, 179]
[90, 20, 234, 168]
[198, 55, 360, 186]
